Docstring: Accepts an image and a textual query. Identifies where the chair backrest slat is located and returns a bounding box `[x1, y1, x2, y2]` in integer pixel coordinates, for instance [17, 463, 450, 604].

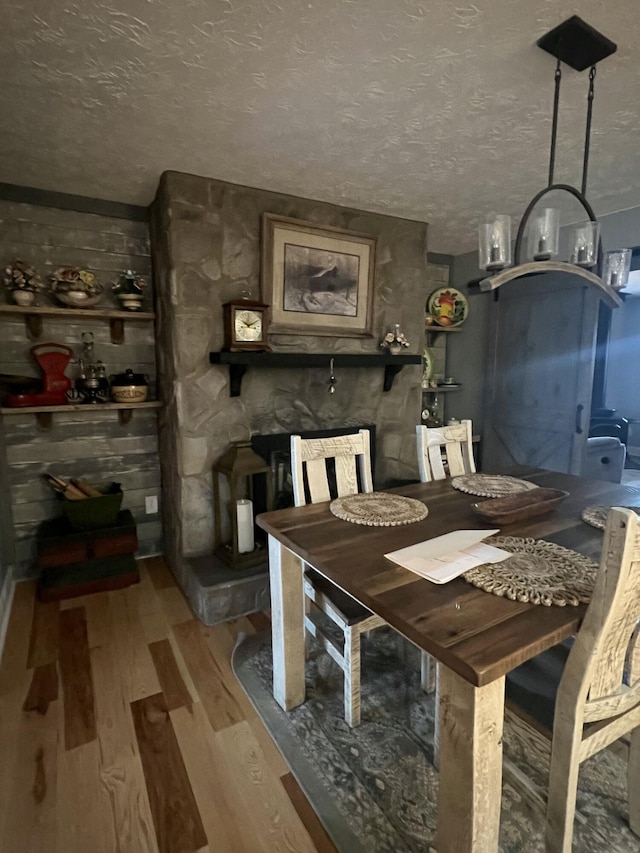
[290, 429, 373, 507]
[416, 420, 475, 482]
[559, 509, 640, 725]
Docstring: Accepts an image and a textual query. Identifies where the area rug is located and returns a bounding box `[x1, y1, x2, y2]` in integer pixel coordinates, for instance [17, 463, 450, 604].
[232, 629, 640, 853]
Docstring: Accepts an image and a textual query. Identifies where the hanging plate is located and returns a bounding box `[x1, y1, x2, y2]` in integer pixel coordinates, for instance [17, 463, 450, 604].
[427, 287, 469, 327]
[422, 347, 434, 382]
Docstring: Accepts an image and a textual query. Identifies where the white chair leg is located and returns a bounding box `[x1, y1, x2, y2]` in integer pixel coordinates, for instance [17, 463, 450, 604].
[344, 626, 361, 728]
[628, 727, 640, 836]
[421, 653, 436, 693]
[433, 666, 441, 770]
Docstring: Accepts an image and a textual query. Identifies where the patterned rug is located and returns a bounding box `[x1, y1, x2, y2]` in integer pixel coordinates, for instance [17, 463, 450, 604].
[232, 629, 640, 853]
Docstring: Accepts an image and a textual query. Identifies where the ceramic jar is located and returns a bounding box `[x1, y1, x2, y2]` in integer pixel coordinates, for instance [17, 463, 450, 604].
[110, 369, 149, 403]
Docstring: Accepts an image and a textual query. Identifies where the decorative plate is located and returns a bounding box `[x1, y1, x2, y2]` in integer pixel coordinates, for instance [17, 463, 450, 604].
[422, 348, 434, 383]
[330, 492, 428, 527]
[581, 504, 640, 530]
[451, 473, 538, 498]
[427, 287, 469, 328]
[463, 536, 598, 606]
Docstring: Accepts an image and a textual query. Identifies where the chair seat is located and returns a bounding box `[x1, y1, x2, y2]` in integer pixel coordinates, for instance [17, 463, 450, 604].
[505, 638, 574, 733]
[305, 569, 372, 625]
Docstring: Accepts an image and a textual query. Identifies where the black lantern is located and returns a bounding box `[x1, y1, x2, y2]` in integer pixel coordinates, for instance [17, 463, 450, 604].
[212, 440, 274, 569]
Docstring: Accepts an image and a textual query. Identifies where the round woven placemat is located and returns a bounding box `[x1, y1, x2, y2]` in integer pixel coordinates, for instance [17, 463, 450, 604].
[463, 536, 598, 606]
[581, 505, 640, 530]
[330, 492, 428, 527]
[451, 473, 538, 498]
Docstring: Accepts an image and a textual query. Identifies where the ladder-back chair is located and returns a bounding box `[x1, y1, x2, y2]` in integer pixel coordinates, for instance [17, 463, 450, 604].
[291, 429, 432, 727]
[505, 507, 640, 852]
[416, 419, 475, 483]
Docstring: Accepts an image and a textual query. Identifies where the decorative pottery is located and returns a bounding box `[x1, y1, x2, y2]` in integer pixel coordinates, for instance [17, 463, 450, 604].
[427, 287, 469, 327]
[110, 369, 149, 403]
[54, 289, 103, 308]
[12, 289, 36, 307]
[116, 292, 143, 311]
[380, 323, 410, 354]
[50, 267, 102, 309]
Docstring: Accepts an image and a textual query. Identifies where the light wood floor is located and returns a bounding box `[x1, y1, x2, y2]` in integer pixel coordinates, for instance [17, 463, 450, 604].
[0, 557, 338, 853]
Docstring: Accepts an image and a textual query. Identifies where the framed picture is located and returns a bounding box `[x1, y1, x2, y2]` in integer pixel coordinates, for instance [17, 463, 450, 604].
[261, 213, 376, 337]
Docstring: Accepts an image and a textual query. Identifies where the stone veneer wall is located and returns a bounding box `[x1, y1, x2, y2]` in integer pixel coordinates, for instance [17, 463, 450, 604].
[151, 171, 428, 567]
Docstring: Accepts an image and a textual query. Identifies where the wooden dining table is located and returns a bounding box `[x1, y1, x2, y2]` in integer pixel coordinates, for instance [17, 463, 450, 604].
[256, 466, 640, 852]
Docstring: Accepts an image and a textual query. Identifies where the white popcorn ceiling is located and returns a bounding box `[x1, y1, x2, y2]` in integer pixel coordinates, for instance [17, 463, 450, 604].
[1, 0, 639, 253]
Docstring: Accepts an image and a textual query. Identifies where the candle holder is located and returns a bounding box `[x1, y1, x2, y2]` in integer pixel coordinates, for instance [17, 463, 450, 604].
[212, 440, 274, 569]
[604, 249, 631, 292]
[527, 208, 560, 261]
[479, 215, 512, 272]
[568, 221, 600, 268]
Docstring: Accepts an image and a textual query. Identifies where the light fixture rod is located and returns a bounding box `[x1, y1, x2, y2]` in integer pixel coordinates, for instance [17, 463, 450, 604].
[548, 59, 562, 187]
[581, 66, 596, 196]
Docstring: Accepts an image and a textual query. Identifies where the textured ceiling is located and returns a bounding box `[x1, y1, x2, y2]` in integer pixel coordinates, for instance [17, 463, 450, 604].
[1, 0, 639, 253]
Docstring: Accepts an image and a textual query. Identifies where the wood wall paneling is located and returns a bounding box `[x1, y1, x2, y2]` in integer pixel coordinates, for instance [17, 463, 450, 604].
[0, 200, 162, 579]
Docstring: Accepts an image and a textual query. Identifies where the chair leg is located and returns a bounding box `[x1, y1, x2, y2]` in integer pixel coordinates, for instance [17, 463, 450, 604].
[433, 666, 441, 770]
[344, 626, 361, 728]
[545, 726, 582, 853]
[628, 727, 640, 835]
[421, 653, 436, 693]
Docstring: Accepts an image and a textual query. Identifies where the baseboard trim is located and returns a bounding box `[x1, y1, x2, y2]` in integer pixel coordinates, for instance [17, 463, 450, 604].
[0, 567, 16, 664]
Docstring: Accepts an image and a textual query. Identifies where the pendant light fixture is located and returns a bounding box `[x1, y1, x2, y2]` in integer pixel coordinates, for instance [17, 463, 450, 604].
[477, 16, 626, 307]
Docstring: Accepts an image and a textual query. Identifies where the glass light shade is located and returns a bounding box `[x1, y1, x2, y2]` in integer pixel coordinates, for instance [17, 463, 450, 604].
[567, 221, 600, 267]
[604, 249, 631, 291]
[479, 215, 512, 272]
[527, 208, 560, 261]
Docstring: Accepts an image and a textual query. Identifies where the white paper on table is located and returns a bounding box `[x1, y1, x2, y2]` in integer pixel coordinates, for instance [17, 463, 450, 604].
[384, 530, 511, 584]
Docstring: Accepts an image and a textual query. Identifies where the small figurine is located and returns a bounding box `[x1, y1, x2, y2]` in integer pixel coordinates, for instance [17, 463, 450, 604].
[380, 323, 410, 355]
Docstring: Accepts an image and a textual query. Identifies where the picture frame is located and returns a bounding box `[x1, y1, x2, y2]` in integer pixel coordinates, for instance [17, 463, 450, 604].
[261, 213, 376, 337]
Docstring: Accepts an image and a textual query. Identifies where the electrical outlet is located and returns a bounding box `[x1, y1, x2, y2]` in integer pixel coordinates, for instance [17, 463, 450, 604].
[145, 495, 158, 514]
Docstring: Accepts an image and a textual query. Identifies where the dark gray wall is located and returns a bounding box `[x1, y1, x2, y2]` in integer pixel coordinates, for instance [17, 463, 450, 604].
[0, 200, 163, 578]
[445, 205, 640, 439]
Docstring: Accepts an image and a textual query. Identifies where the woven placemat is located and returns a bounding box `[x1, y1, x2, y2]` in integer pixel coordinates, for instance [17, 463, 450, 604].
[463, 536, 598, 606]
[330, 492, 428, 527]
[581, 505, 640, 530]
[451, 473, 538, 498]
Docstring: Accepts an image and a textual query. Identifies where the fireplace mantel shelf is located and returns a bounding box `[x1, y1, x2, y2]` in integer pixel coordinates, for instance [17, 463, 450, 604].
[209, 351, 422, 396]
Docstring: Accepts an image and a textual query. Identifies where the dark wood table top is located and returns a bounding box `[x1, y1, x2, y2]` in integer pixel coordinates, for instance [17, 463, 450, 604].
[257, 467, 640, 687]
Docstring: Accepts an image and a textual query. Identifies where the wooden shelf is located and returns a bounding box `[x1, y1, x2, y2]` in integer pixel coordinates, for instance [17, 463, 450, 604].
[425, 325, 463, 345]
[0, 401, 161, 429]
[209, 351, 422, 396]
[0, 304, 156, 344]
[422, 385, 461, 393]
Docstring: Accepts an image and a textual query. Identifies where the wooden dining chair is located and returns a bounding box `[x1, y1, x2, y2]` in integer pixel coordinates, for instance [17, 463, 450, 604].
[291, 429, 433, 727]
[504, 506, 640, 853]
[415, 419, 475, 482]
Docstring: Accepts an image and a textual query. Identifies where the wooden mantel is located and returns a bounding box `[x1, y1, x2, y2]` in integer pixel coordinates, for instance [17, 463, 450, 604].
[209, 351, 422, 396]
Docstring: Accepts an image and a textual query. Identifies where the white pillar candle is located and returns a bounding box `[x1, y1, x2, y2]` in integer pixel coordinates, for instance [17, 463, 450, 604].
[236, 499, 254, 554]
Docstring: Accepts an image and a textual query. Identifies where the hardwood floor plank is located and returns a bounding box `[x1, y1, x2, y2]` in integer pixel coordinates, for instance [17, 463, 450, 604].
[0, 580, 35, 688]
[149, 639, 193, 711]
[157, 586, 194, 625]
[27, 598, 60, 668]
[91, 643, 159, 853]
[215, 720, 318, 853]
[0, 669, 32, 843]
[127, 572, 170, 645]
[144, 556, 178, 591]
[56, 738, 117, 853]
[171, 702, 261, 853]
[108, 587, 162, 702]
[173, 620, 244, 732]
[202, 621, 260, 720]
[280, 772, 339, 853]
[23, 661, 59, 714]
[246, 611, 272, 633]
[0, 686, 58, 851]
[61, 591, 111, 649]
[131, 692, 207, 853]
[58, 607, 96, 750]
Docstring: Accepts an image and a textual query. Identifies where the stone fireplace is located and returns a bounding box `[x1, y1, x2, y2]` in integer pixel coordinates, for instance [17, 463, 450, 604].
[151, 171, 429, 622]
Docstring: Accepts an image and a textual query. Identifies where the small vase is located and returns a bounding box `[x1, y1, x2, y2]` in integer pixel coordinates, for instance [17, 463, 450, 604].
[12, 289, 36, 307]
